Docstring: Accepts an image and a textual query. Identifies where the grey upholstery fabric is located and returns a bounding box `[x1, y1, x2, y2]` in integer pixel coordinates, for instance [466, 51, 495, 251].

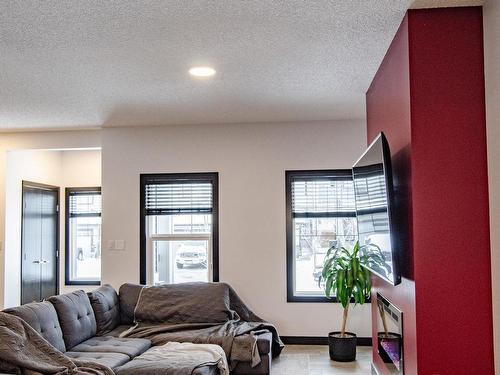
[134, 283, 234, 324]
[0, 311, 113, 375]
[65, 352, 130, 369]
[4, 301, 66, 352]
[48, 290, 97, 349]
[106, 324, 133, 338]
[88, 285, 121, 335]
[255, 332, 272, 355]
[70, 336, 151, 359]
[122, 282, 283, 368]
[115, 360, 220, 375]
[114, 344, 224, 375]
[118, 283, 144, 325]
[232, 353, 271, 375]
[105, 326, 271, 355]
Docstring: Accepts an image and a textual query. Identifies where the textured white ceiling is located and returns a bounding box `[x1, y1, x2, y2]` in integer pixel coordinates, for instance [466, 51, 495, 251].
[0, 0, 483, 130]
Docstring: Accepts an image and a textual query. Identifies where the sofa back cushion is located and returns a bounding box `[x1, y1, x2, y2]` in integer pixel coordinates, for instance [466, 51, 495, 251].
[118, 283, 144, 325]
[133, 282, 234, 324]
[4, 301, 66, 352]
[87, 284, 120, 335]
[48, 290, 97, 349]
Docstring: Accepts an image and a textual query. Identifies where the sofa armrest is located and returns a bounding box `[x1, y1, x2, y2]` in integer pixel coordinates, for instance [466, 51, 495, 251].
[231, 353, 271, 375]
[256, 332, 272, 355]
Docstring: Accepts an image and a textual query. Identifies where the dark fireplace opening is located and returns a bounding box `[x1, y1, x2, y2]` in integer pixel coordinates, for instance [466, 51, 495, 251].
[376, 293, 404, 374]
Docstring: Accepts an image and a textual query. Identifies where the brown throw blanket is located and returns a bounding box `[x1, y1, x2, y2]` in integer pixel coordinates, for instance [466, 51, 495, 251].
[121, 282, 284, 368]
[0, 312, 114, 375]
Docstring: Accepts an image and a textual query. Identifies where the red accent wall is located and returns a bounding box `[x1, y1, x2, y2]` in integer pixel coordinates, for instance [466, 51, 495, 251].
[367, 14, 418, 375]
[367, 7, 494, 375]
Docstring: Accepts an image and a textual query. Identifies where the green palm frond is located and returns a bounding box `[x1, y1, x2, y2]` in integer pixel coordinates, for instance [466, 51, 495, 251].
[320, 241, 389, 311]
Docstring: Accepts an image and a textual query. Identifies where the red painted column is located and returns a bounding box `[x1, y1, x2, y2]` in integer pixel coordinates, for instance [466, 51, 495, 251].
[367, 7, 494, 375]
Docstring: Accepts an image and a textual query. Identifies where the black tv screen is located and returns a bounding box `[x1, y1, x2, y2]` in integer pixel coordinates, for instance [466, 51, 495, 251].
[352, 132, 401, 285]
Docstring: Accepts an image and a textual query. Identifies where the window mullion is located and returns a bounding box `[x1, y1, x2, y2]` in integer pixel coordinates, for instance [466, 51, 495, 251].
[149, 234, 211, 241]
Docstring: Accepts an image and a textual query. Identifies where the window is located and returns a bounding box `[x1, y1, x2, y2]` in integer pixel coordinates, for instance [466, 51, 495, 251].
[140, 173, 218, 285]
[286, 170, 357, 302]
[65, 187, 101, 285]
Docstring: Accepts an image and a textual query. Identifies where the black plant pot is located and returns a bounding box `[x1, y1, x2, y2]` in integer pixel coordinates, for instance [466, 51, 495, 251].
[328, 331, 357, 362]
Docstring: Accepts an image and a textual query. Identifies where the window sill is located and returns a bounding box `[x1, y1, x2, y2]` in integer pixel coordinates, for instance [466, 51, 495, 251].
[65, 280, 101, 286]
[287, 295, 371, 303]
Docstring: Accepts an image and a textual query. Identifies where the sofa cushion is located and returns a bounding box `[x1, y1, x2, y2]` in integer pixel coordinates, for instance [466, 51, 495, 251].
[116, 360, 219, 375]
[114, 345, 222, 375]
[88, 285, 120, 335]
[106, 324, 134, 338]
[118, 283, 144, 325]
[4, 301, 66, 352]
[69, 336, 151, 359]
[65, 351, 130, 369]
[48, 290, 97, 349]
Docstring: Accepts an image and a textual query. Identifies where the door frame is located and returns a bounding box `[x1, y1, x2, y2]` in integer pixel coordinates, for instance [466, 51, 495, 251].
[21, 180, 60, 303]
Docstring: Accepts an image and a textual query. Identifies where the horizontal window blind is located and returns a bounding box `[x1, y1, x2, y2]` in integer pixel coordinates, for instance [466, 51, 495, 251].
[68, 189, 101, 217]
[145, 181, 213, 215]
[291, 173, 356, 218]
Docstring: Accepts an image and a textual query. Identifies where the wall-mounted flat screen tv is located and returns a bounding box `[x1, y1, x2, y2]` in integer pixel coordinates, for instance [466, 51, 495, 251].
[352, 132, 401, 285]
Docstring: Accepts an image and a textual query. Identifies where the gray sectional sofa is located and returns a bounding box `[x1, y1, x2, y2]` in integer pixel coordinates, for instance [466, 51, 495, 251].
[2, 283, 274, 375]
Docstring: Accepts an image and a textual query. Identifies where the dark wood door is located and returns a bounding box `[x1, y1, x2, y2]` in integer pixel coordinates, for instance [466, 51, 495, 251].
[21, 182, 59, 304]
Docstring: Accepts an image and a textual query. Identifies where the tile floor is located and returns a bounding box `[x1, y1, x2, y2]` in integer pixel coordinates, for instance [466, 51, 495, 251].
[272, 345, 372, 374]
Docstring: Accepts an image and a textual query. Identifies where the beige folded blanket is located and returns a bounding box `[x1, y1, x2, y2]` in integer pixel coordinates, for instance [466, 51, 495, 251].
[142, 342, 228, 375]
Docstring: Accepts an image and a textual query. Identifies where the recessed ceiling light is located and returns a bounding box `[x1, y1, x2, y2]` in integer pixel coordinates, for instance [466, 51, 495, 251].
[189, 66, 216, 78]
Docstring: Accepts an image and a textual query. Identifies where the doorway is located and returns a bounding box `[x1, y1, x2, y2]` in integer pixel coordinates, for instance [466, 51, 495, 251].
[21, 181, 59, 304]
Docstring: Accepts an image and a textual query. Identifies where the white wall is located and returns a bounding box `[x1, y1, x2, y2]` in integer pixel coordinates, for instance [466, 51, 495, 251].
[3, 148, 101, 305]
[484, 1, 500, 373]
[101, 120, 371, 336]
[59, 149, 102, 294]
[0, 130, 101, 308]
[4, 150, 63, 307]
[61, 150, 101, 189]
[0, 124, 372, 338]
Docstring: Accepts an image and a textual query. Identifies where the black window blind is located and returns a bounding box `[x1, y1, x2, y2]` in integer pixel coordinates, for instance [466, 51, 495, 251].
[145, 179, 214, 216]
[291, 173, 355, 218]
[68, 189, 101, 218]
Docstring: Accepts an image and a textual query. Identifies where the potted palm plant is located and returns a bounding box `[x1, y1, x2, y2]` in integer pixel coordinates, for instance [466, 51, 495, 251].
[321, 241, 389, 362]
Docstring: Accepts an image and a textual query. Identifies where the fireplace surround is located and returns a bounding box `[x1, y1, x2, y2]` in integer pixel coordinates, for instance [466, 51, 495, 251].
[375, 293, 403, 374]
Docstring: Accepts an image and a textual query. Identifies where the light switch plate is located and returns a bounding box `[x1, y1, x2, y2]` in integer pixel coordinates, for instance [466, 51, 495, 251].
[106, 240, 115, 251]
[114, 240, 125, 250]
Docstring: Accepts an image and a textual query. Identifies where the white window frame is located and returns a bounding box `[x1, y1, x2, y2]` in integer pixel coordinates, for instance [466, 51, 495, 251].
[146, 232, 213, 285]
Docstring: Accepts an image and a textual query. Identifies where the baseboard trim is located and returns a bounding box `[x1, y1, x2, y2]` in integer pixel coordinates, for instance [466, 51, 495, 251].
[357, 337, 373, 346]
[280, 336, 372, 346]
